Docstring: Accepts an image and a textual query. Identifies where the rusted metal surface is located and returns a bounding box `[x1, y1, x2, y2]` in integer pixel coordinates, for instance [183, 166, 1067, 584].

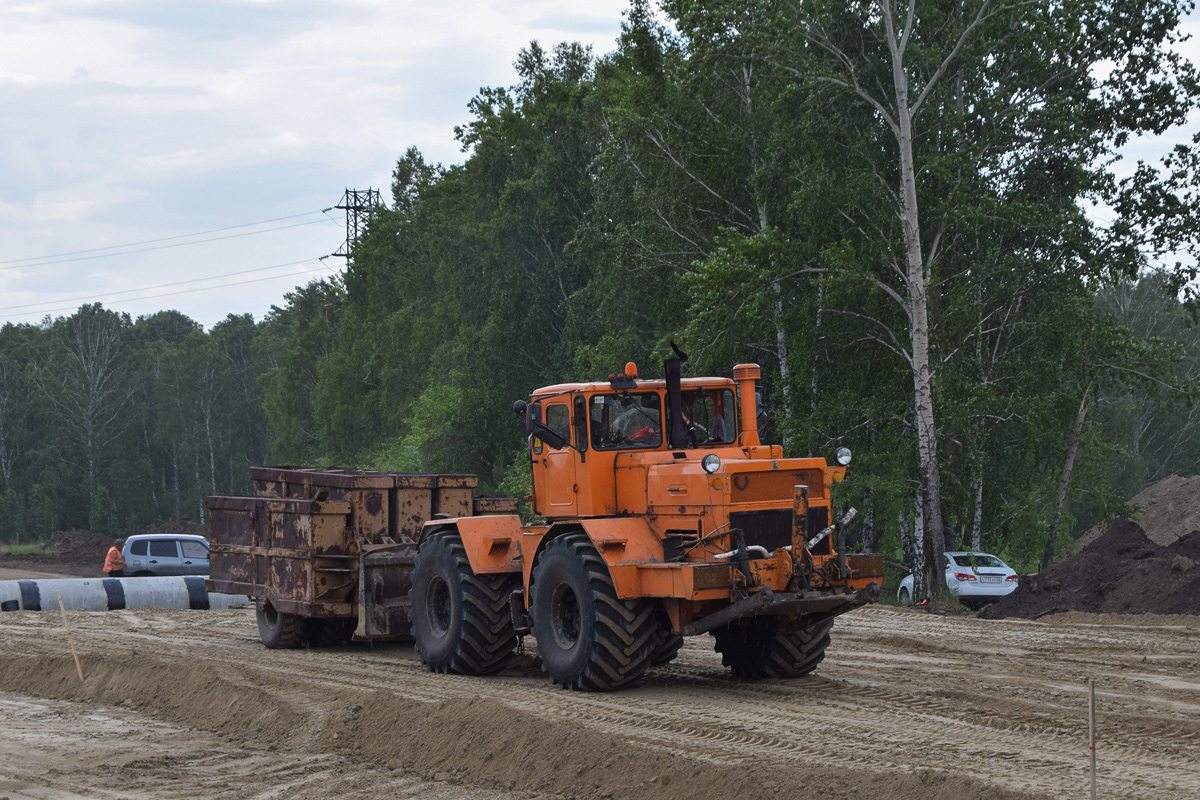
[206, 495, 356, 617]
[248, 466, 483, 544]
[209, 468, 514, 634]
[358, 542, 417, 637]
[473, 496, 519, 515]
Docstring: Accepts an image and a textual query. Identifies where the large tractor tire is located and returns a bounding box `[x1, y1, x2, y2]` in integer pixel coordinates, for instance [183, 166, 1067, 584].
[531, 533, 656, 691]
[410, 531, 520, 675]
[711, 616, 835, 679]
[256, 598, 308, 649]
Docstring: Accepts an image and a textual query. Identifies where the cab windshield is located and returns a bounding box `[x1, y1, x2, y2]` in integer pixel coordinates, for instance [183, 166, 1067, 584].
[590, 393, 662, 450]
[680, 388, 736, 447]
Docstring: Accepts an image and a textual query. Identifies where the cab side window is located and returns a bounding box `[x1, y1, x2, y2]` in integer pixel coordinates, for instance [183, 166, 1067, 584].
[545, 403, 570, 445]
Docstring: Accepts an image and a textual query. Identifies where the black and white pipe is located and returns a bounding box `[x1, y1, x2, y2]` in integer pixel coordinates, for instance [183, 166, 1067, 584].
[0, 577, 251, 613]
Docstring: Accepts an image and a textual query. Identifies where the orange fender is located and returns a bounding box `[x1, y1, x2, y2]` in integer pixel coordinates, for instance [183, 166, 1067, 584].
[523, 517, 665, 601]
[423, 515, 523, 575]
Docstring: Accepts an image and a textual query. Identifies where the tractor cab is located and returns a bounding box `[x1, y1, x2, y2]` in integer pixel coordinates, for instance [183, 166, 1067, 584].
[517, 361, 754, 520]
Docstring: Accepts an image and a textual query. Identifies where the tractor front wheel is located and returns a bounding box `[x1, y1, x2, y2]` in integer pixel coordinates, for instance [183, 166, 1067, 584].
[410, 531, 520, 675]
[531, 533, 656, 690]
[711, 616, 834, 679]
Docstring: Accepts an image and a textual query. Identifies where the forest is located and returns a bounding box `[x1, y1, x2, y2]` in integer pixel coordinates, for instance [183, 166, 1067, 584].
[2, 0, 1199, 584]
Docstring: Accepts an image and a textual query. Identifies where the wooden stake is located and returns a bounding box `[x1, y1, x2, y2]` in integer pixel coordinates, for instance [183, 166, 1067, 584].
[56, 591, 84, 682]
[1089, 677, 1097, 800]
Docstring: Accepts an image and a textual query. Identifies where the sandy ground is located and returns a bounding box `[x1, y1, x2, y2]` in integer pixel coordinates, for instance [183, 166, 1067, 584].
[1, 581, 1198, 800]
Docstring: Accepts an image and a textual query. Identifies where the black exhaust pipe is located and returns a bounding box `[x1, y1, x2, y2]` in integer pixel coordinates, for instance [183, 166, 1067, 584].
[665, 342, 689, 449]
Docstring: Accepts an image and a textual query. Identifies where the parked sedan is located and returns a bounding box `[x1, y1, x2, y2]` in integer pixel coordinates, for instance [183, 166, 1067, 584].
[897, 551, 1019, 608]
[122, 534, 211, 576]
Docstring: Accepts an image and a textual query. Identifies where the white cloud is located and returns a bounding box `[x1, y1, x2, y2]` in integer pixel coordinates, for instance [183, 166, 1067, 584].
[0, 0, 629, 327]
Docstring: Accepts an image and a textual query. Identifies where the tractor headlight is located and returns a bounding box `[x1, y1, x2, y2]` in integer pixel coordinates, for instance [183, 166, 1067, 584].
[834, 447, 852, 466]
[702, 454, 721, 474]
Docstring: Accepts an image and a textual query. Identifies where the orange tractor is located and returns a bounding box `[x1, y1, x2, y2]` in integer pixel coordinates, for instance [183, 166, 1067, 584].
[410, 356, 883, 689]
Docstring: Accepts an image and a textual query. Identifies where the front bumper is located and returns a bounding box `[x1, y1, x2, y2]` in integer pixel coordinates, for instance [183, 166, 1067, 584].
[679, 581, 881, 636]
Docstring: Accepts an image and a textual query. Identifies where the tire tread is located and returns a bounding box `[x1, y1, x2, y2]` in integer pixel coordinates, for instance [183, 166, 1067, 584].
[535, 533, 656, 691]
[413, 532, 520, 676]
[712, 616, 835, 679]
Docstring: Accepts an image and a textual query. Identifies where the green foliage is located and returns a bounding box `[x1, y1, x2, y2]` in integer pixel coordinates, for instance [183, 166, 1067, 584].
[89, 484, 118, 538]
[1, 2, 1197, 567]
[0, 488, 22, 545]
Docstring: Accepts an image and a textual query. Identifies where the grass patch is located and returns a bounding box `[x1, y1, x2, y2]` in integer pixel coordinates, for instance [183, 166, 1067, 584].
[0, 544, 47, 556]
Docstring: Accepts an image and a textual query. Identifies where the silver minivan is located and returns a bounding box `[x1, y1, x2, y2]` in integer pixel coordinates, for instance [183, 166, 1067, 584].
[122, 534, 211, 576]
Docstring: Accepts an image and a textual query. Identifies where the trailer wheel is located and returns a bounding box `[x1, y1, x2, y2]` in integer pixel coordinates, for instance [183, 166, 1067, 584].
[411, 531, 519, 675]
[256, 598, 308, 649]
[711, 616, 834, 679]
[531, 533, 656, 690]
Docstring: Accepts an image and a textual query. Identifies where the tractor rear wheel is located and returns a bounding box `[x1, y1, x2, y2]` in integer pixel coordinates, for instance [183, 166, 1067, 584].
[411, 531, 520, 675]
[256, 598, 308, 649]
[531, 533, 656, 690]
[711, 616, 834, 679]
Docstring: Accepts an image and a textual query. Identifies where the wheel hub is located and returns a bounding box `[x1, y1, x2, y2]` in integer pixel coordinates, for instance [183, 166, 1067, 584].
[550, 583, 581, 649]
[428, 576, 452, 636]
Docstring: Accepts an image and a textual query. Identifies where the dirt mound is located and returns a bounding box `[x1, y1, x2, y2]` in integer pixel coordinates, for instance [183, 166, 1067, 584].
[1078, 474, 1200, 549]
[44, 530, 118, 560]
[132, 519, 209, 539]
[983, 520, 1200, 619]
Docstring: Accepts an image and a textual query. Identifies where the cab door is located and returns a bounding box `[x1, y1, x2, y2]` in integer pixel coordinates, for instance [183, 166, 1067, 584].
[536, 401, 577, 516]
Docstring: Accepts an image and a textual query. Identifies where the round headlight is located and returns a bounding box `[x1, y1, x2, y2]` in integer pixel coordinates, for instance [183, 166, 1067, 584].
[834, 447, 852, 466]
[702, 454, 721, 474]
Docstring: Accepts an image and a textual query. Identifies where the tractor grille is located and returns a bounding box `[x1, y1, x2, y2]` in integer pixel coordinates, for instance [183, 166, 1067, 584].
[728, 506, 831, 554]
[729, 510, 791, 552]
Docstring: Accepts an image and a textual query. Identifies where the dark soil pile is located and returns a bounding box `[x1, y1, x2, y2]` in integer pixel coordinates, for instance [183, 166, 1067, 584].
[983, 520, 1200, 619]
[44, 530, 119, 560]
[1077, 474, 1200, 549]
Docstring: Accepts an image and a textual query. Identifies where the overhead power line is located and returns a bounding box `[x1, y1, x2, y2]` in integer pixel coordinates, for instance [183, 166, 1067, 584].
[0, 259, 334, 314]
[0, 259, 340, 321]
[0, 209, 333, 267]
[0, 218, 339, 272]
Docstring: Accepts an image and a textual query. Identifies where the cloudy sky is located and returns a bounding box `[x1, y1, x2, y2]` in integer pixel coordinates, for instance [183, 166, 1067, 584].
[0, 1, 1195, 330]
[0, 0, 629, 328]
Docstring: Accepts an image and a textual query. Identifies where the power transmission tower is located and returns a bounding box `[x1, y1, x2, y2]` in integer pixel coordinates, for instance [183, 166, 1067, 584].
[332, 188, 382, 260]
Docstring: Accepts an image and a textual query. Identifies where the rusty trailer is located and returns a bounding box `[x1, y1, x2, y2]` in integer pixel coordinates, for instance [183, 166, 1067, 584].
[206, 467, 517, 648]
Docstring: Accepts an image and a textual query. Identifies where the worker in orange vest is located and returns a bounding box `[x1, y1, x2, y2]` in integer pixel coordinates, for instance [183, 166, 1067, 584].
[103, 539, 126, 578]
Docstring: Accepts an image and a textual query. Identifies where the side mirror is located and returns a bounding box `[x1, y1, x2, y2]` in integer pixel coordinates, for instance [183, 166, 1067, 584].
[522, 400, 571, 451]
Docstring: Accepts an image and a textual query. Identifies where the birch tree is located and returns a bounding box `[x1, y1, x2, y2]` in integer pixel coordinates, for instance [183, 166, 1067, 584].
[35, 305, 134, 507]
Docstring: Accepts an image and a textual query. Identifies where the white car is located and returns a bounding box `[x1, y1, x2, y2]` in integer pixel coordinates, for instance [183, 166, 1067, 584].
[897, 551, 1019, 608]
